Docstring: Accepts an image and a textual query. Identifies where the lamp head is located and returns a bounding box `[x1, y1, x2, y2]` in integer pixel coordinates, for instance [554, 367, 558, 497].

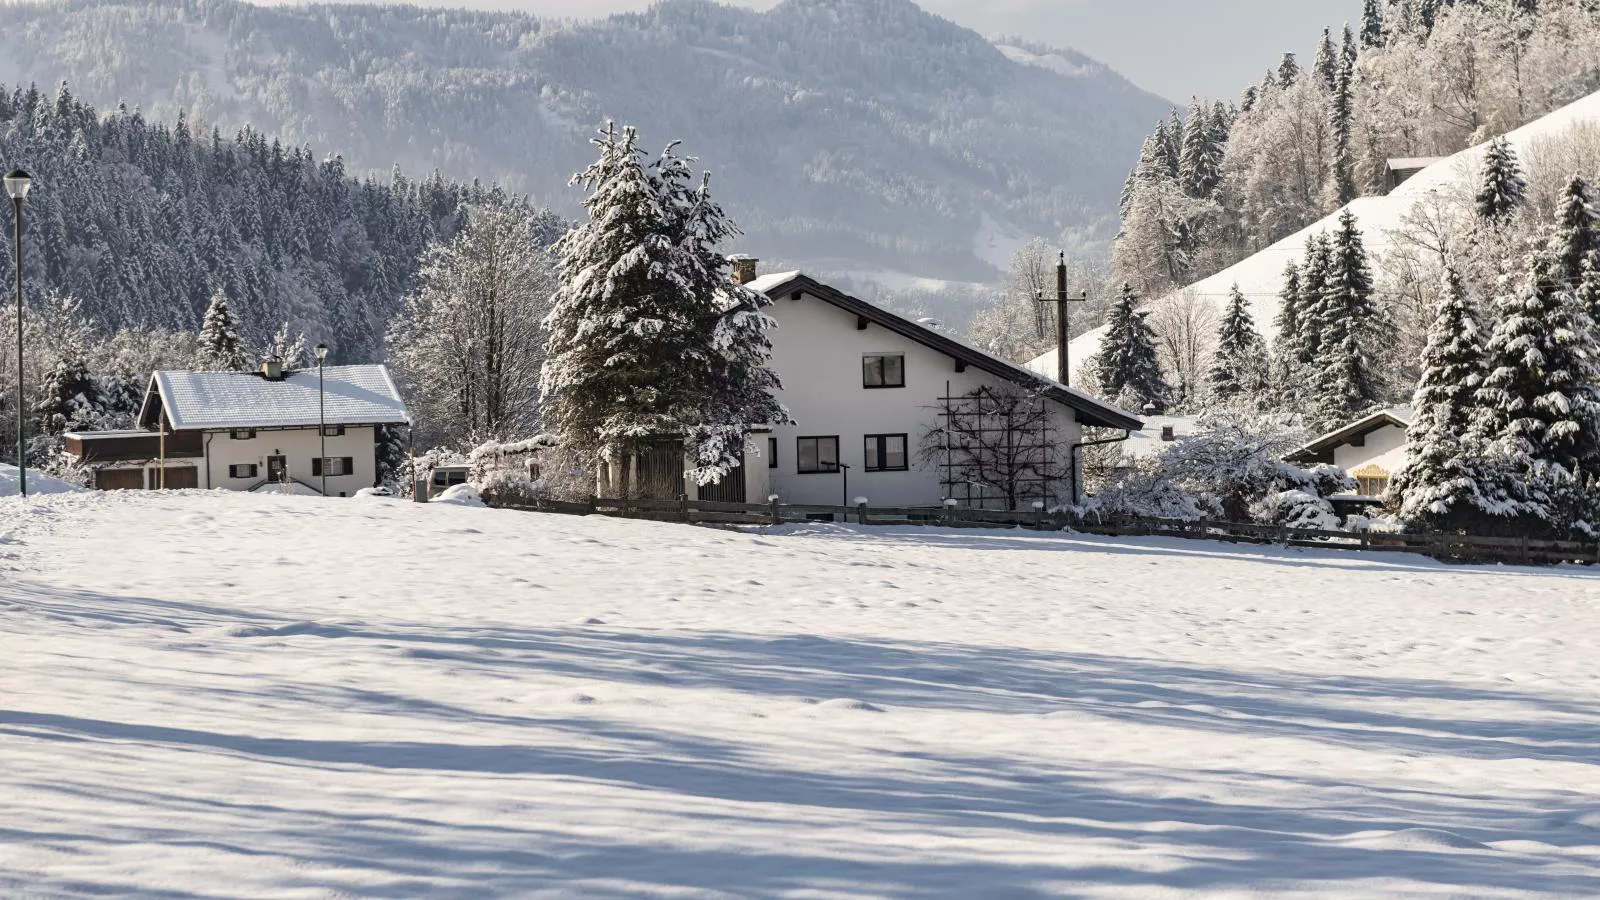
[315, 344, 329, 363]
[4, 170, 32, 201]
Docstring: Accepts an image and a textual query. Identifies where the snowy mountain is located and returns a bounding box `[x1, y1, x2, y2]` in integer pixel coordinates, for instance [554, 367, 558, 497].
[0, 0, 1168, 283]
[1033, 86, 1600, 386]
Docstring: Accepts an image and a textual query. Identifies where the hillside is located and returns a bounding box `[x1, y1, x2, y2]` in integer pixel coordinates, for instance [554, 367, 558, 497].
[1032, 85, 1600, 386]
[4, 490, 1600, 895]
[0, 0, 1168, 283]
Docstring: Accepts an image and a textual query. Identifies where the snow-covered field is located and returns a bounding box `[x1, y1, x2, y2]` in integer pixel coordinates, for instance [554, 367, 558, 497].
[3, 490, 1600, 898]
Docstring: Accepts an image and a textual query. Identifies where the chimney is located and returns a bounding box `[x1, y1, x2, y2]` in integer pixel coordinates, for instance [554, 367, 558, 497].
[1161, 425, 1176, 442]
[730, 255, 759, 286]
[261, 357, 285, 381]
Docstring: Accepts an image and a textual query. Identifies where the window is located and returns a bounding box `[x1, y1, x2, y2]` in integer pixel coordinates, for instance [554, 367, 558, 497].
[862, 354, 905, 389]
[228, 463, 259, 480]
[322, 424, 346, 437]
[312, 457, 355, 477]
[864, 434, 909, 472]
[797, 436, 839, 474]
[1357, 475, 1390, 497]
[229, 429, 256, 440]
[433, 470, 468, 488]
[768, 437, 778, 469]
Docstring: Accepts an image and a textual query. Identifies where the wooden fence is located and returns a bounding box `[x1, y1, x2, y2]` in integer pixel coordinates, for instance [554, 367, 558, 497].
[487, 496, 1600, 567]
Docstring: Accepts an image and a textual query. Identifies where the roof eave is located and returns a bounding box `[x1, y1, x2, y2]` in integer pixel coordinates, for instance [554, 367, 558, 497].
[756, 273, 1143, 432]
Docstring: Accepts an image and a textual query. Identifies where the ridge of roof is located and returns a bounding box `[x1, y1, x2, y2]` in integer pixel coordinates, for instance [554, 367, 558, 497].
[140, 364, 411, 431]
[753, 272, 1143, 432]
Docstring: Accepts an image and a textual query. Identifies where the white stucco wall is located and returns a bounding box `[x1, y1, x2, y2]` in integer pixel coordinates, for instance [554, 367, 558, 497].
[1331, 423, 1409, 478]
[757, 289, 1084, 508]
[201, 426, 379, 496]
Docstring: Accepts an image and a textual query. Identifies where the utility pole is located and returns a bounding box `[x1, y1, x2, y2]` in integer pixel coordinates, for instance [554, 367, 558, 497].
[1038, 252, 1088, 386]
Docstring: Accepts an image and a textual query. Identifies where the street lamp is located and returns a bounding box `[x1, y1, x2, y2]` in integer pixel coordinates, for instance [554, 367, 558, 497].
[315, 343, 329, 497]
[6, 170, 31, 497]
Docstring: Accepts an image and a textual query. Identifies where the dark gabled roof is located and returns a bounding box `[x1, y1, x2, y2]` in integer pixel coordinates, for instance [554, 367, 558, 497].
[1288, 407, 1414, 463]
[751, 272, 1143, 431]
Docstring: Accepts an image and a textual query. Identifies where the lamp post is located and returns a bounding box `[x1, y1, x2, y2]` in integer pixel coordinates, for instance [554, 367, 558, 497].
[5, 170, 31, 497]
[315, 344, 329, 497]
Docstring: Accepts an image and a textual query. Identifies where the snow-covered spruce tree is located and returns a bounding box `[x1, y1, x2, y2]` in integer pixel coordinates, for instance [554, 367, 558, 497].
[1472, 255, 1600, 533]
[1475, 136, 1527, 224]
[1293, 234, 1334, 384]
[387, 198, 557, 449]
[1549, 176, 1599, 289]
[1362, 0, 1386, 48]
[1271, 261, 1304, 397]
[1391, 264, 1492, 531]
[653, 145, 788, 484]
[1313, 27, 1339, 94]
[1090, 283, 1171, 414]
[1178, 99, 1223, 200]
[33, 350, 103, 437]
[1311, 212, 1384, 429]
[542, 124, 784, 495]
[1206, 284, 1267, 406]
[195, 287, 250, 371]
[1327, 51, 1358, 208]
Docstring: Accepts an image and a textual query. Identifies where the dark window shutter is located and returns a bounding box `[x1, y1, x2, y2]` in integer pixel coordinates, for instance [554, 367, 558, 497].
[312, 458, 322, 477]
[342, 457, 354, 476]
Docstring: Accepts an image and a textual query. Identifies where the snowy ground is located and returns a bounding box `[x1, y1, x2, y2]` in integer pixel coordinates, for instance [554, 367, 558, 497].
[3, 490, 1600, 898]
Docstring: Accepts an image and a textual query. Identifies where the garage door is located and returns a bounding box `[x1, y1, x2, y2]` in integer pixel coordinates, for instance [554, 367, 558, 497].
[95, 469, 145, 491]
[159, 467, 199, 490]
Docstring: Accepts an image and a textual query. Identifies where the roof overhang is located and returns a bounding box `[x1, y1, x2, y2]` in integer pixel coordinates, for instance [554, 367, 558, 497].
[1289, 410, 1412, 463]
[755, 273, 1143, 431]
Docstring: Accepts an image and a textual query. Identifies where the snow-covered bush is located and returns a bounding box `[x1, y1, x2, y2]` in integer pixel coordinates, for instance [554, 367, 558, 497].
[1252, 489, 1341, 531]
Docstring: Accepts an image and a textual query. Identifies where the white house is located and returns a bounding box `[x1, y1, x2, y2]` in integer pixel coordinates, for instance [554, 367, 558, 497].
[1288, 406, 1414, 499]
[697, 268, 1142, 510]
[64, 360, 410, 496]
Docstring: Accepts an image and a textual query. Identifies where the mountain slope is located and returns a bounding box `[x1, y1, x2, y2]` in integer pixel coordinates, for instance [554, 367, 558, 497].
[0, 0, 1168, 282]
[1031, 86, 1600, 386]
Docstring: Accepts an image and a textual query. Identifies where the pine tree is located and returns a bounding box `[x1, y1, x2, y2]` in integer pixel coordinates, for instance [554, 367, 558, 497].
[33, 351, 103, 436]
[1091, 283, 1171, 414]
[541, 124, 784, 493]
[1361, 0, 1386, 48]
[1549, 176, 1599, 289]
[1295, 235, 1334, 372]
[195, 286, 250, 371]
[1311, 212, 1383, 429]
[1207, 284, 1268, 404]
[1328, 53, 1358, 207]
[1313, 27, 1339, 94]
[1178, 99, 1222, 199]
[1271, 261, 1304, 392]
[1341, 23, 1359, 66]
[1393, 264, 1491, 529]
[1475, 137, 1527, 224]
[1277, 53, 1301, 88]
[1165, 109, 1184, 176]
[1240, 84, 1259, 115]
[652, 146, 788, 484]
[1474, 255, 1600, 479]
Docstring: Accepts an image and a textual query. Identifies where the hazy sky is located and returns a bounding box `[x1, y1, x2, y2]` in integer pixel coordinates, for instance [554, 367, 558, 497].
[254, 0, 1361, 102]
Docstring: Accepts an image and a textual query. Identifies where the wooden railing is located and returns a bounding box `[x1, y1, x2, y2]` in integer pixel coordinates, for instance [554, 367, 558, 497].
[484, 496, 1600, 566]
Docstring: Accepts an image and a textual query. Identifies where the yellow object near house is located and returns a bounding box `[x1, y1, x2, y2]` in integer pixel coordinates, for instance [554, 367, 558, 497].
[1352, 464, 1391, 498]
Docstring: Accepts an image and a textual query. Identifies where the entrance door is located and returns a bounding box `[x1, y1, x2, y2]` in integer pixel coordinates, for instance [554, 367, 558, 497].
[267, 455, 287, 483]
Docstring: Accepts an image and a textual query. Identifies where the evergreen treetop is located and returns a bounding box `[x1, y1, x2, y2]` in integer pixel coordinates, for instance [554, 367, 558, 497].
[196, 287, 250, 371]
[1550, 176, 1599, 288]
[1207, 284, 1268, 404]
[1091, 283, 1171, 414]
[1475, 137, 1527, 223]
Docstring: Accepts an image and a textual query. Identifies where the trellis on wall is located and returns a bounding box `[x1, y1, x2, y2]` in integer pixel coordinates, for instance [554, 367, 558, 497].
[921, 382, 1066, 511]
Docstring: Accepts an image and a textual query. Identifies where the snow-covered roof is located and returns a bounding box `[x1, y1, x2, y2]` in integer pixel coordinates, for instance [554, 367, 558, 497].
[750, 271, 1142, 431]
[1031, 86, 1600, 387]
[1386, 156, 1445, 170]
[1121, 415, 1205, 460]
[141, 365, 411, 431]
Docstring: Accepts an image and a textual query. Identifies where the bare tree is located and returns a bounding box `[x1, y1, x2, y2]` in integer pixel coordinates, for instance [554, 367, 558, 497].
[1146, 288, 1219, 410]
[388, 199, 557, 449]
[919, 383, 1066, 511]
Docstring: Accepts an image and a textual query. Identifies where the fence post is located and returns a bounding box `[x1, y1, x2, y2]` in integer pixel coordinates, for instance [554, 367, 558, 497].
[943, 499, 957, 527]
[857, 500, 870, 526]
[769, 495, 782, 526]
[679, 494, 691, 523]
[1521, 533, 1531, 565]
[587, 495, 597, 516]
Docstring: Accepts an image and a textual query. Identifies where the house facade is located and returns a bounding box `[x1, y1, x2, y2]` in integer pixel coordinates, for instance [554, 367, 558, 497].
[64, 361, 410, 496]
[1288, 407, 1414, 499]
[697, 270, 1142, 510]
